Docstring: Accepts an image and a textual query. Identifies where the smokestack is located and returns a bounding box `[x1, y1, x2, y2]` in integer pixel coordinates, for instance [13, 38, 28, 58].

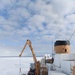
[54, 40, 70, 54]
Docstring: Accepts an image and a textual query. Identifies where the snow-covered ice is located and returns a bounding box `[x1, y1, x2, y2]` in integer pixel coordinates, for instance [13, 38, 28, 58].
[0, 57, 69, 75]
[0, 57, 42, 75]
[48, 71, 67, 75]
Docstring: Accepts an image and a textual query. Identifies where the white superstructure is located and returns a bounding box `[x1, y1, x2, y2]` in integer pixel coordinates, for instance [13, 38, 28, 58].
[40, 40, 75, 75]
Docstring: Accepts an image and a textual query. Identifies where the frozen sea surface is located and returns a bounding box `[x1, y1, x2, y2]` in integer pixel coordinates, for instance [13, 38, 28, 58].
[0, 57, 42, 75]
[0, 57, 68, 75]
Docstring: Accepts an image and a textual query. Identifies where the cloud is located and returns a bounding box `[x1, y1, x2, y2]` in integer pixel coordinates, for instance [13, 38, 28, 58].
[0, 44, 19, 56]
[0, 0, 15, 9]
[65, 14, 75, 24]
[0, 0, 75, 56]
[51, 0, 75, 15]
[27, 15, 45, 31]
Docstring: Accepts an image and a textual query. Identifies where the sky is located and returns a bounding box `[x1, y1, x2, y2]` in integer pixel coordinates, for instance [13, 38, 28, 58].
[0, 0, 75, 56]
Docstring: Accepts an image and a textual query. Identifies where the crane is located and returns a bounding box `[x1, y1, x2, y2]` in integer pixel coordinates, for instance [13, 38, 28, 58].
[19, 39, 40, 75]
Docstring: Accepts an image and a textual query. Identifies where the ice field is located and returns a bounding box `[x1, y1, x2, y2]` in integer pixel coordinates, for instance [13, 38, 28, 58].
[0, 57, 70, 75]
[0, 57, 42, 75]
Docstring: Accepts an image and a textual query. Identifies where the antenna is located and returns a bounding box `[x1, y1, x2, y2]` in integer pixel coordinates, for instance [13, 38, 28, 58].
[69, 30, 75, 41]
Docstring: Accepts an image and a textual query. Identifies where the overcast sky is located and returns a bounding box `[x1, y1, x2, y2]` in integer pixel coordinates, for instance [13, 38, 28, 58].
[0, 0, 75, 56]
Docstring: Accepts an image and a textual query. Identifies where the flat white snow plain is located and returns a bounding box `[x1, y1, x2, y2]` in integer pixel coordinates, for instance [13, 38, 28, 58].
[0, 57, 42, 75]
[0, 57, 68, 75]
